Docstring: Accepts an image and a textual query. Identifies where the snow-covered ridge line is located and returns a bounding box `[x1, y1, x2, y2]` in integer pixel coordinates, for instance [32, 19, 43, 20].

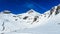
[0, 4, 60, 17]
[0, 4, 60, 34]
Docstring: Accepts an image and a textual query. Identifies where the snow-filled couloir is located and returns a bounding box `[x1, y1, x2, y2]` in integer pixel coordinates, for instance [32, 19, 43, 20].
[0, 4, 60, 34]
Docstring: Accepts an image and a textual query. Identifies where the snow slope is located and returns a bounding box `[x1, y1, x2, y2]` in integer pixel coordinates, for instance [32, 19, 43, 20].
[0, 4, 60, 34]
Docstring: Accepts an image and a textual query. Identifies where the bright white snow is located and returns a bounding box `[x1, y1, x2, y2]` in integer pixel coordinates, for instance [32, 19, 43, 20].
[0, 4, 60, 34]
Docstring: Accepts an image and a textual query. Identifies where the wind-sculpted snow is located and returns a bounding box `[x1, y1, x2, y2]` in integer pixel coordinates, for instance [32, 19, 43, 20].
[0, 4, 60, 34]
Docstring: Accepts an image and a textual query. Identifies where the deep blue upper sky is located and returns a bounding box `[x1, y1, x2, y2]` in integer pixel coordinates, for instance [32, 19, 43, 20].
[0, 0, 60, 14]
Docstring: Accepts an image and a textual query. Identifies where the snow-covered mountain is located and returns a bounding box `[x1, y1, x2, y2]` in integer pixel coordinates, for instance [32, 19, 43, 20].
[0, 4, 60, 34]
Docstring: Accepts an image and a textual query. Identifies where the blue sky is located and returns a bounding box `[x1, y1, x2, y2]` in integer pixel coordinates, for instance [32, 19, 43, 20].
[0, 0, 60, 14]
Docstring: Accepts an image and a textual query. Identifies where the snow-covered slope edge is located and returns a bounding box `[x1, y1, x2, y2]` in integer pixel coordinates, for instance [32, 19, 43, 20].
[0, 4, 60, 34]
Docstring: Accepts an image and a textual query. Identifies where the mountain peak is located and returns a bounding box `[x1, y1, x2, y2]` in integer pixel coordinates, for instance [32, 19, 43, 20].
[27, 9, 36, 13]
[26, 9, 40, 15]
[55, 4, 60, 15]
[44, 4, 60, 18]
[1, 10, 11, 14]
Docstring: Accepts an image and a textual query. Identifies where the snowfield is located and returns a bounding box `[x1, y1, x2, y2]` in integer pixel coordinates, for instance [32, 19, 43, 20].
[0, 4, 60, 34]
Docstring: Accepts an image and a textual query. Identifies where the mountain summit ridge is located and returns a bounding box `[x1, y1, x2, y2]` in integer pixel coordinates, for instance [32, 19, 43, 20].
[0, 4, 60, 34]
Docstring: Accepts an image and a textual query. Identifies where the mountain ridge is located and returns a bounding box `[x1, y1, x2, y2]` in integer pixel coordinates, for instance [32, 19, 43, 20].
[0, 4, 60, 34]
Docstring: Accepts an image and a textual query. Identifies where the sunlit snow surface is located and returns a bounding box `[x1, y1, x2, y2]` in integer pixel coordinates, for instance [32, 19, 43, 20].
[0, 6, 60, 34]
